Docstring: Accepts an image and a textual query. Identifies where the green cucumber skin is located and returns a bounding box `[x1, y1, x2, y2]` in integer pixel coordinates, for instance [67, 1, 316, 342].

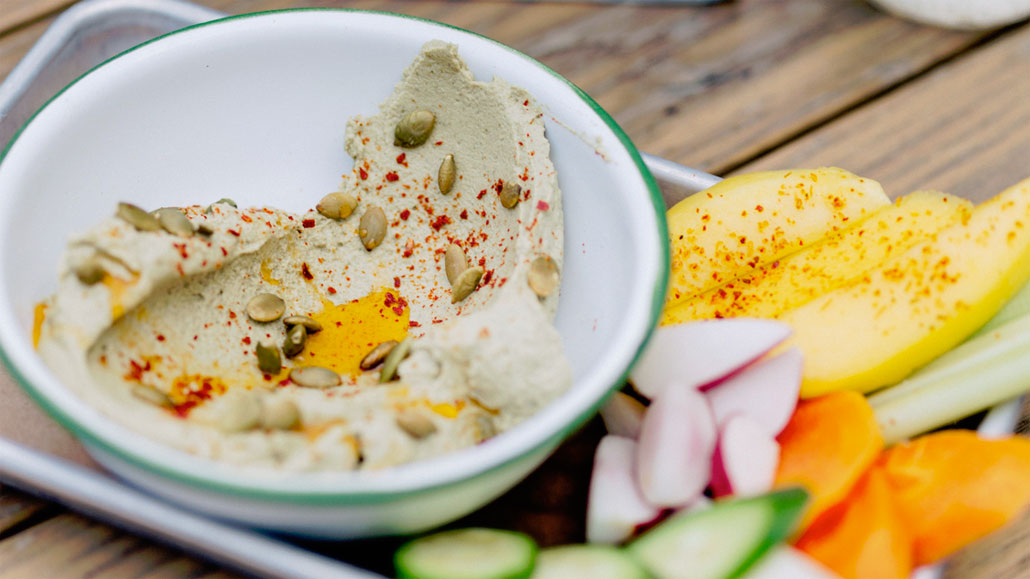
[394, 528, 537, 579]
[628, 488, 809, 579]
[530, 545, 649, 579]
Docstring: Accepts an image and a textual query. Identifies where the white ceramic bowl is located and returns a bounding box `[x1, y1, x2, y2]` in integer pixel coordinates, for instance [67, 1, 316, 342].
[0, 9, 666, 538]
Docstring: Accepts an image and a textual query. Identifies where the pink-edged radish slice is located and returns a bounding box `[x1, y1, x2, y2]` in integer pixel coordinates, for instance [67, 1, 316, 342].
[630, 319, 792, 399]
[742, 546, 838, 579]
[587, 435, 662, 544]
[710, 414, 780, 498]
[636, 383, 717, 506]
[706, 347, 803, 438]
[600, 392, 647, 438]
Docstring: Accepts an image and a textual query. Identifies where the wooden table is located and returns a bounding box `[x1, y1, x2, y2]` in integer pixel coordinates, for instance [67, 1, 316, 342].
[1, 0, 1029, 577]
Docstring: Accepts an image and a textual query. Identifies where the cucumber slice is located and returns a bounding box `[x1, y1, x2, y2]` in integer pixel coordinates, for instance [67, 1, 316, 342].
[530, 545, 648, 579]
[395, 528, 538, 579]
[627, 488, 808, 579]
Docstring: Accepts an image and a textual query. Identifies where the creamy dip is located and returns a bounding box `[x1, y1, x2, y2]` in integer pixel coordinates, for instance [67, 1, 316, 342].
[37, 41, 571, 471]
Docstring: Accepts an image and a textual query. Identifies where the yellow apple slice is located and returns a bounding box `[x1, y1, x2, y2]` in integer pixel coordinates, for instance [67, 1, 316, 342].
[782, 177, 1030, 398]
[665, 168, 890, 308]
[662, 191, 973, 324]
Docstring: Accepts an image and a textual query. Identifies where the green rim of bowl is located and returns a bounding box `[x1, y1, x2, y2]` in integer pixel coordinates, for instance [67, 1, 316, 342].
[0, 8, 669, 504]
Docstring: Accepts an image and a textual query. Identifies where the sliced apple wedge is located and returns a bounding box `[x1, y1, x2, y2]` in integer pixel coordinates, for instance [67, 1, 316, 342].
[636, 384, 716, 507]
[587, 436, 662, 544]
[663, 191, 973, 324]
[782, 177, 1030, 397]
[711, 415, 781, 498]
[630, 319, 792, 399]
[666, 168, 889, 307]
[706, 347, 802, 437]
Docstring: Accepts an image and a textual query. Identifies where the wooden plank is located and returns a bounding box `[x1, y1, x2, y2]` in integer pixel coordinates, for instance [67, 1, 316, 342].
[0, 0, 73, 37]
[0, 512, 237, 579]
[735, 22, 1030, 201]
[0, 486, 50, 535]
[0, 18, 49, 82]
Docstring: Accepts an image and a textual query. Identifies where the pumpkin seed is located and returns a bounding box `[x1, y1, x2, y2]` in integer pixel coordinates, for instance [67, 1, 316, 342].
[116, 202, 161, 231]
[283, 315, 322, 333]
[131, 385, 171, 407]
[475, 414, 497, 442]
[451, 266, 484, 303]
[261, 398, 300, 430]
[438, 154, 456, 195]
[246, 293, 285, 322]
[216, 198, 237, 208]
[395, 410, 437, 439]
[379, 337, 411, 383]
[499, 181, 521, 209]
[316, 192, 358, 219]
[154, 207, 194, 237]
[290, 366, 341, 389]
[360, 340, 398, 371]
[196, 223, 215, 237]
[528, 255, 560, 298]
[394, 110, 436, 148]
[282, 324, 307, 358]
[358, 206, 387, 251]
[72, 258, 106, 285]
[217, 389, 262, 432]
[256, 341, 282, 374]
[444, 244, 468, 286]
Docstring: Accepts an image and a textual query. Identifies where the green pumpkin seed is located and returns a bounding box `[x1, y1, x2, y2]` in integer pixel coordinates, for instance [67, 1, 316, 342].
[499, 181, 521, 209]
[451, 266, 484, 303]
[261, 398, 300, 430]
[438, 154, 456, 195]
[395, 410, 437, 439]
[282, 324, 307, 358]
[205, 198, 237, 214]
[360, 340, 398, 371]
[394, 110, 436, 148]
[217, 389, 263, 432]
[358, 206, 387, 251]
[290, 366, 341, 389]
[131, 385, 172, 407]
[154, 207, 194, 237]
[116, 202, 161, 231]
[444, 244, 468, 286]
[246, 293, 285, 322]
[256, 341, 282, 374]
[283, 315, 322, 333]
[316, 192, 358, 220]
[73, 258, 106, 285]
[528, 255, 560, 298]
[379, 337, 411, 383]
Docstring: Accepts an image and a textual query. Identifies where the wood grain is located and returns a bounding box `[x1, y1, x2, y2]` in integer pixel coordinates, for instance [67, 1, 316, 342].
[736, 21, 1030, 201]
[0, 0, 73, 38]
[0, 486, 51, 536]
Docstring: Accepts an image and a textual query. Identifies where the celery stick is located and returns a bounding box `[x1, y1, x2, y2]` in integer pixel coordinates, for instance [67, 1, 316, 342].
[972, 280, 1030, 338]
[870, 315, 1030, 444]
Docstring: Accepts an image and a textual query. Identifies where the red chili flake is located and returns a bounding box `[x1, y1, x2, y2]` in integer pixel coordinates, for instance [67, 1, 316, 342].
[392, 306, 404, 316]
[460, 209, 469, 220]
[396, 153, 406, 165]
[478, 257, 487, 267]
[172, 243, 189, 259]
[124, 359, 151, 382]
[278, 377, 293, 388]
[241, 214, 253, 223]
[477, 189, 488, 200]
[301, 263, 314, 280]
[385, 172, 400, 182]
[403, 240, 415, 258]
[431, 215, 452, 231]
[493, 180, 505, 194]
[156, 335, 166, 342]
[229, 310, 237, 319]
[400, 209, 411, 221]
[537, 200, 550, 211]
[523, 99, 529, 106]
[482, 270, 493, 285]
[359, 167, 368, 180]
[385, 292, 396, 306]
[176, 263, 185, 276]
[228, 229, 241, 237]
[394, 276, 401, 288]
[434, 141, 443, 146]
[220, 247, 228, 256]
[242, 337, 251, 345]
[302, 219, 316, 228]
[328, 287, 337, 294]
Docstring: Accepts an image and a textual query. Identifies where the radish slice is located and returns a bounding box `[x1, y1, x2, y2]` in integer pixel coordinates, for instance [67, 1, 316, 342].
[599, 392, 647, 438]
[636, 384, 717, 506]
[706, 347, 803, 437]
[742, 546, 838, 579]
[631, 319, 792, 399]
[710, 414, 780, 498]
[587, 435, 662, 544]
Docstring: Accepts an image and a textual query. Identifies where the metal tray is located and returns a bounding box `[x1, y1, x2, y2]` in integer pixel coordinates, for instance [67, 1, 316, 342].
[0, 1, 1021, 578]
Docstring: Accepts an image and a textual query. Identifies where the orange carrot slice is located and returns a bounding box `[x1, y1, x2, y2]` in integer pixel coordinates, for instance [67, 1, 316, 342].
[878, 430, 1030, 565]
[774, 391, 883, 530]
[795, 467, 912, 579]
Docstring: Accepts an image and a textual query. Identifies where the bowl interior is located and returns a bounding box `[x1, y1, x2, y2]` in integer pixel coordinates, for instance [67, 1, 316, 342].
[0, 10, 665, 497]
